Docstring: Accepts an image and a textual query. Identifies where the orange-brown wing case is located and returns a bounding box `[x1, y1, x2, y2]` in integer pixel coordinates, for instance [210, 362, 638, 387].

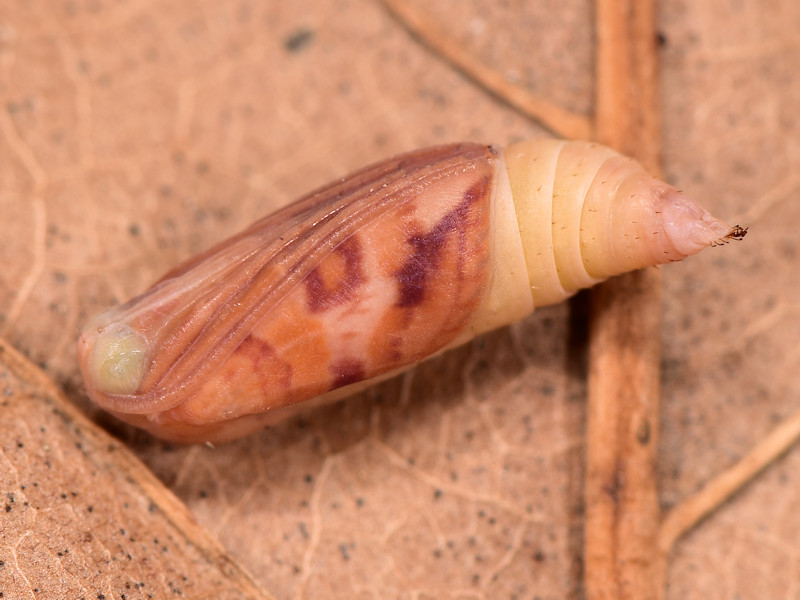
[79, 144, 500, 442]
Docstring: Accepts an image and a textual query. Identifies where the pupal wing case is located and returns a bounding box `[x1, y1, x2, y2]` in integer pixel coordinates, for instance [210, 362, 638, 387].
[79, 140, 743, 442]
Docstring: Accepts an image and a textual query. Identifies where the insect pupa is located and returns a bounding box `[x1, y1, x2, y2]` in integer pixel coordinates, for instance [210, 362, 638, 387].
[78, 139, 745, 443]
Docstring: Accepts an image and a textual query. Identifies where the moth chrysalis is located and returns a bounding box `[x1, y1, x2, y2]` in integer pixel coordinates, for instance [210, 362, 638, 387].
[78, 139, 745, 443]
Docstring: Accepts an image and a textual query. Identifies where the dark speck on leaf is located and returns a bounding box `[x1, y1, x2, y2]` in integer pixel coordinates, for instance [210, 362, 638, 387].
[339, 543, 352, 561]
[285, 28, 315, 53]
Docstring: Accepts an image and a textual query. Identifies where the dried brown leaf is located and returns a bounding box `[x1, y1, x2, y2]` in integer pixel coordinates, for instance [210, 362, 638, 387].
[0, 1, 798, 599]
[0, 340, 273, 599]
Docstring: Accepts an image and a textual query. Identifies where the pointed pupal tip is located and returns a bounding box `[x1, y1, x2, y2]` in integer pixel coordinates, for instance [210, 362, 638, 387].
[659, 188, 746, 258]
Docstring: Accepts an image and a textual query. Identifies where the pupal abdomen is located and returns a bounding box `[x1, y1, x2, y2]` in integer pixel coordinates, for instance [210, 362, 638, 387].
[78, 140, 742, 443]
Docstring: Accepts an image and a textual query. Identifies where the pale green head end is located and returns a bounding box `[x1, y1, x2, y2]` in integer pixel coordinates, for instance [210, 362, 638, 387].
[86, 324, 147, 396]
